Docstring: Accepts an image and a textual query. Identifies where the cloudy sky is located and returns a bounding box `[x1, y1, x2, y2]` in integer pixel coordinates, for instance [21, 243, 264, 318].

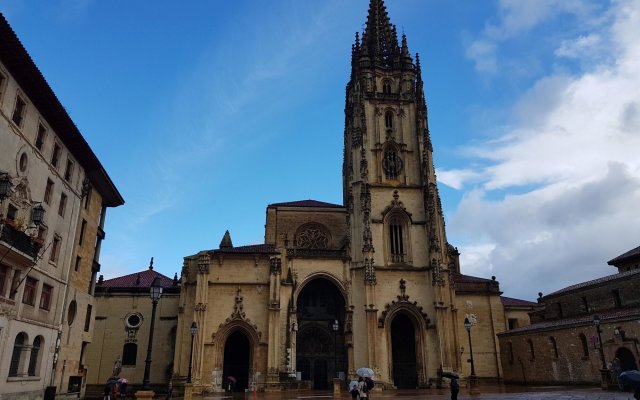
[2, 0, 639, 301]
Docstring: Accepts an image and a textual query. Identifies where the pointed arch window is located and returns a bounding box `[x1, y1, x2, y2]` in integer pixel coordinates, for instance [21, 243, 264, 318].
[382, 80, 392, 94]
[527, 339, 535, 361]
[386, 212, 410, 264]
[384, 111, 393, 129]
[507, 341, 514, 364]
[382, 148, 403, 180]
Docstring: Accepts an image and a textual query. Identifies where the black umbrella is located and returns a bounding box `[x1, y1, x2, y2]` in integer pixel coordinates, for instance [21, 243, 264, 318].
[438, 371, 459, 380]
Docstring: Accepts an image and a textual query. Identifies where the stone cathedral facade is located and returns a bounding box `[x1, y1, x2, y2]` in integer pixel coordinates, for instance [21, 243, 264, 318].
[173, 0, 536, 392]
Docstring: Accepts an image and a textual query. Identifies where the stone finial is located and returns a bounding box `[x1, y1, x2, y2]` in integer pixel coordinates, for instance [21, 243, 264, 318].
[173, 273, 178, 286]
[220, 230, 233, 249]
[149, 256, 154, 270]
[98, 275, 104, 284]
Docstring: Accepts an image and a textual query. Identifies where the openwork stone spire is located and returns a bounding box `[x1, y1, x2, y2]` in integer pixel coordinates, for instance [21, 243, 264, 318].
[360, 0, 401, 68]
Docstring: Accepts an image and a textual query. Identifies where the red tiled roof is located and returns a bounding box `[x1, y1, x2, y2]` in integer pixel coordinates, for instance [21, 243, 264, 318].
[268, 200, 343, 208]
[498, 307, 640, 336]
[453, 274, 494, 283]
[98, 268, 175, 289]
[501, 296, 539, 307]
[607, 244, 640, 265]
[545, 269, 640, 297]
[211, 243, 278, 255]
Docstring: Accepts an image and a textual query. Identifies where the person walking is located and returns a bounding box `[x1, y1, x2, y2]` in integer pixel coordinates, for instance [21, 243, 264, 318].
[358, 377, 368, 400]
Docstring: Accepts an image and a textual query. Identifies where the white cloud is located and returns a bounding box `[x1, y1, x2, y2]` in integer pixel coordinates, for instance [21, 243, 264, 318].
[555, 33, 603, 58]
[451, 0, 640, 300]
[437, 168, 484, 190]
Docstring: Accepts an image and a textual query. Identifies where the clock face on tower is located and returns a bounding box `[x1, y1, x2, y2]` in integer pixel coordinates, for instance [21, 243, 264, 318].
[382, 149, 404, 179]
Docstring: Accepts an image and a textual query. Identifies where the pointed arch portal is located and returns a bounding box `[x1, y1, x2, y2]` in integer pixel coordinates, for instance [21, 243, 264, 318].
[391, 313, 418, 389]
[296, 277, 346, 390]
[616, 347, 638, 371]
[222, 331, 250, 392]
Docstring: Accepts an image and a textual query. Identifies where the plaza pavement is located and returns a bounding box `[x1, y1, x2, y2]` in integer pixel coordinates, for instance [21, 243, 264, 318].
[200, 385, 637, 400]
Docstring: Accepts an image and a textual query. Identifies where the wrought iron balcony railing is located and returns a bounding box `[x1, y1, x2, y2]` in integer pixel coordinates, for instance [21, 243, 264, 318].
[0, 223, 41, 260]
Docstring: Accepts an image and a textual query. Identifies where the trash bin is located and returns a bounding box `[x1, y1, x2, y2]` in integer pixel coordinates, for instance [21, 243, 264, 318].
[44, 386, 56, 400]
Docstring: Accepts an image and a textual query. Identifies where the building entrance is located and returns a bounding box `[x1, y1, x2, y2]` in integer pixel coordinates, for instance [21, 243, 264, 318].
[391, 313, 418, 388]
[616, 347, 638, 371]
[296, 278, 345, 390]
[222, 331, 250, 392]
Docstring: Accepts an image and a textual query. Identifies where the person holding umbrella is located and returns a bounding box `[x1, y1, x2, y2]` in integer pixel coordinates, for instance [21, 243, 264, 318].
[437, 370, 459, 400]
[117, 378, 128, 399]
[349, 379, 359, 399]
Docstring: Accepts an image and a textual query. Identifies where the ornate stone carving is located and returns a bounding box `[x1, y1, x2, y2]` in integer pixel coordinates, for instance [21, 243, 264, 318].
[378, 279, 430, 327]
[296, 228, 328, 250]
[198, 254, 210, 274]
[195, 303, 207, 311]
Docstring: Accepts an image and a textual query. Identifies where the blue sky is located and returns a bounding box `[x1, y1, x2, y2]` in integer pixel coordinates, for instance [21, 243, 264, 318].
[3, 0, 640, 300]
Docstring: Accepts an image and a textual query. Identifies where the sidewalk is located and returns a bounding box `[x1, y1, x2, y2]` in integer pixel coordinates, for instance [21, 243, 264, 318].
[198, 385, 637, 400]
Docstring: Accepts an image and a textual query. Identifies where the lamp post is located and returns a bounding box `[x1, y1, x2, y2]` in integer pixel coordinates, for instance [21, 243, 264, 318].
[142, 277, 163, 390]
[593, 315, 607, 370]
[464, 316, 478, 393]
[187, 322, 197, 383]
[332, 319, 339, 378]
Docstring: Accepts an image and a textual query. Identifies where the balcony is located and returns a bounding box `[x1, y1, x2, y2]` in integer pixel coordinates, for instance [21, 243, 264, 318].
[0, 223, 41, 261]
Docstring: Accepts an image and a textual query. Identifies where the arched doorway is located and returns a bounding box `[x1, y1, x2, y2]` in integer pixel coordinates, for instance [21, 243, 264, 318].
[616, 347, 638, 371]
[296, 277, 345, 390]
[391, 313, 418, 388]
[222, 331, 250, 392]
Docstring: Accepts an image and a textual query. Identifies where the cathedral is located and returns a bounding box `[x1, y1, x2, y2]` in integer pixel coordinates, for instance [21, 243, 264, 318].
[171, 0, 536, 392]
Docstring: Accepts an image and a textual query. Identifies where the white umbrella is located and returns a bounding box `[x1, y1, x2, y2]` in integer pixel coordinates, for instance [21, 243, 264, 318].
[356, 367, 374, 378]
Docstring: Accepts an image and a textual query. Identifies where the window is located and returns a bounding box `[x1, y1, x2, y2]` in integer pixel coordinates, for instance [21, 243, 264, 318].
[50, 235, 61, 263]
[9, 272, 20, 300]
[9, 332, 27, 377]
[384, 111, 393, 129]
[78, 220, 87, 246]
[39, 284, 52, 310]
[386, 212, 409, 264]
[581, 296, 589, 313]
[58, 193, 67, 217]
[75, 256, 81, 272]
[579, 333, 589, 357]
[19, 153, 28, 172]
[389, 218, 404, 262]
[12, 96, 26, 127]
[7, 204, 17, 222]
[84, 304, 92, 332]
[382, 80, 392, 94]
[67, 300, 77, 325]
[122, 343, 138, 366]
[44, 179, 54, 204]
[0, 264, 7, 297]
[613, 289, 622, 307]
[51, 143, 61, 168]
[0, 71, 6, 100]
[527, 339, 535, 360]
[507, 341, 514, 364]
[22, 277, 37, 306]
[549, 336, 558, 359]
[508, 318, 519, 330]
[27, 336, 42, 376]
[64, 159, 74, 182]
[35, 123, 47, 151]
[556, 302, 563, 318]
[382, 148, 403, 179]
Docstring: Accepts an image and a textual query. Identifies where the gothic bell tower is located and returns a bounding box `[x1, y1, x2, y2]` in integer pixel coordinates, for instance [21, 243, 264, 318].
[344, 0, 461, 376]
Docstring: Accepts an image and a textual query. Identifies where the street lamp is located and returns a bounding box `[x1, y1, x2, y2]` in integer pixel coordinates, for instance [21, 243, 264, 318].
[187, 321, 197, 383]
[593, 315, 607, 370]
[464, 317, 477, 392]
[332, 319, 339, 378]
[142, 277, 163, 390]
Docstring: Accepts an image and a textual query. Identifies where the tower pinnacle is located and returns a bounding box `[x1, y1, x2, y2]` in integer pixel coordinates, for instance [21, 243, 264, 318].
[360, 0, 401, 67]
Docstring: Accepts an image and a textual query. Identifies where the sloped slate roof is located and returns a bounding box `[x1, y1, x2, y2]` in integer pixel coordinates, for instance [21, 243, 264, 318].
[607, 244, 640, 265]
[268, 200, 343, 208]
[98, 268, 175, 289]
[498, 307, 640, 336]
[545, 269, 640, 297]
[0, 14, 123, 207]
[453, 274, 493, 283]
[211, 243, 278, 255]
[501, 296, 539, 307]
